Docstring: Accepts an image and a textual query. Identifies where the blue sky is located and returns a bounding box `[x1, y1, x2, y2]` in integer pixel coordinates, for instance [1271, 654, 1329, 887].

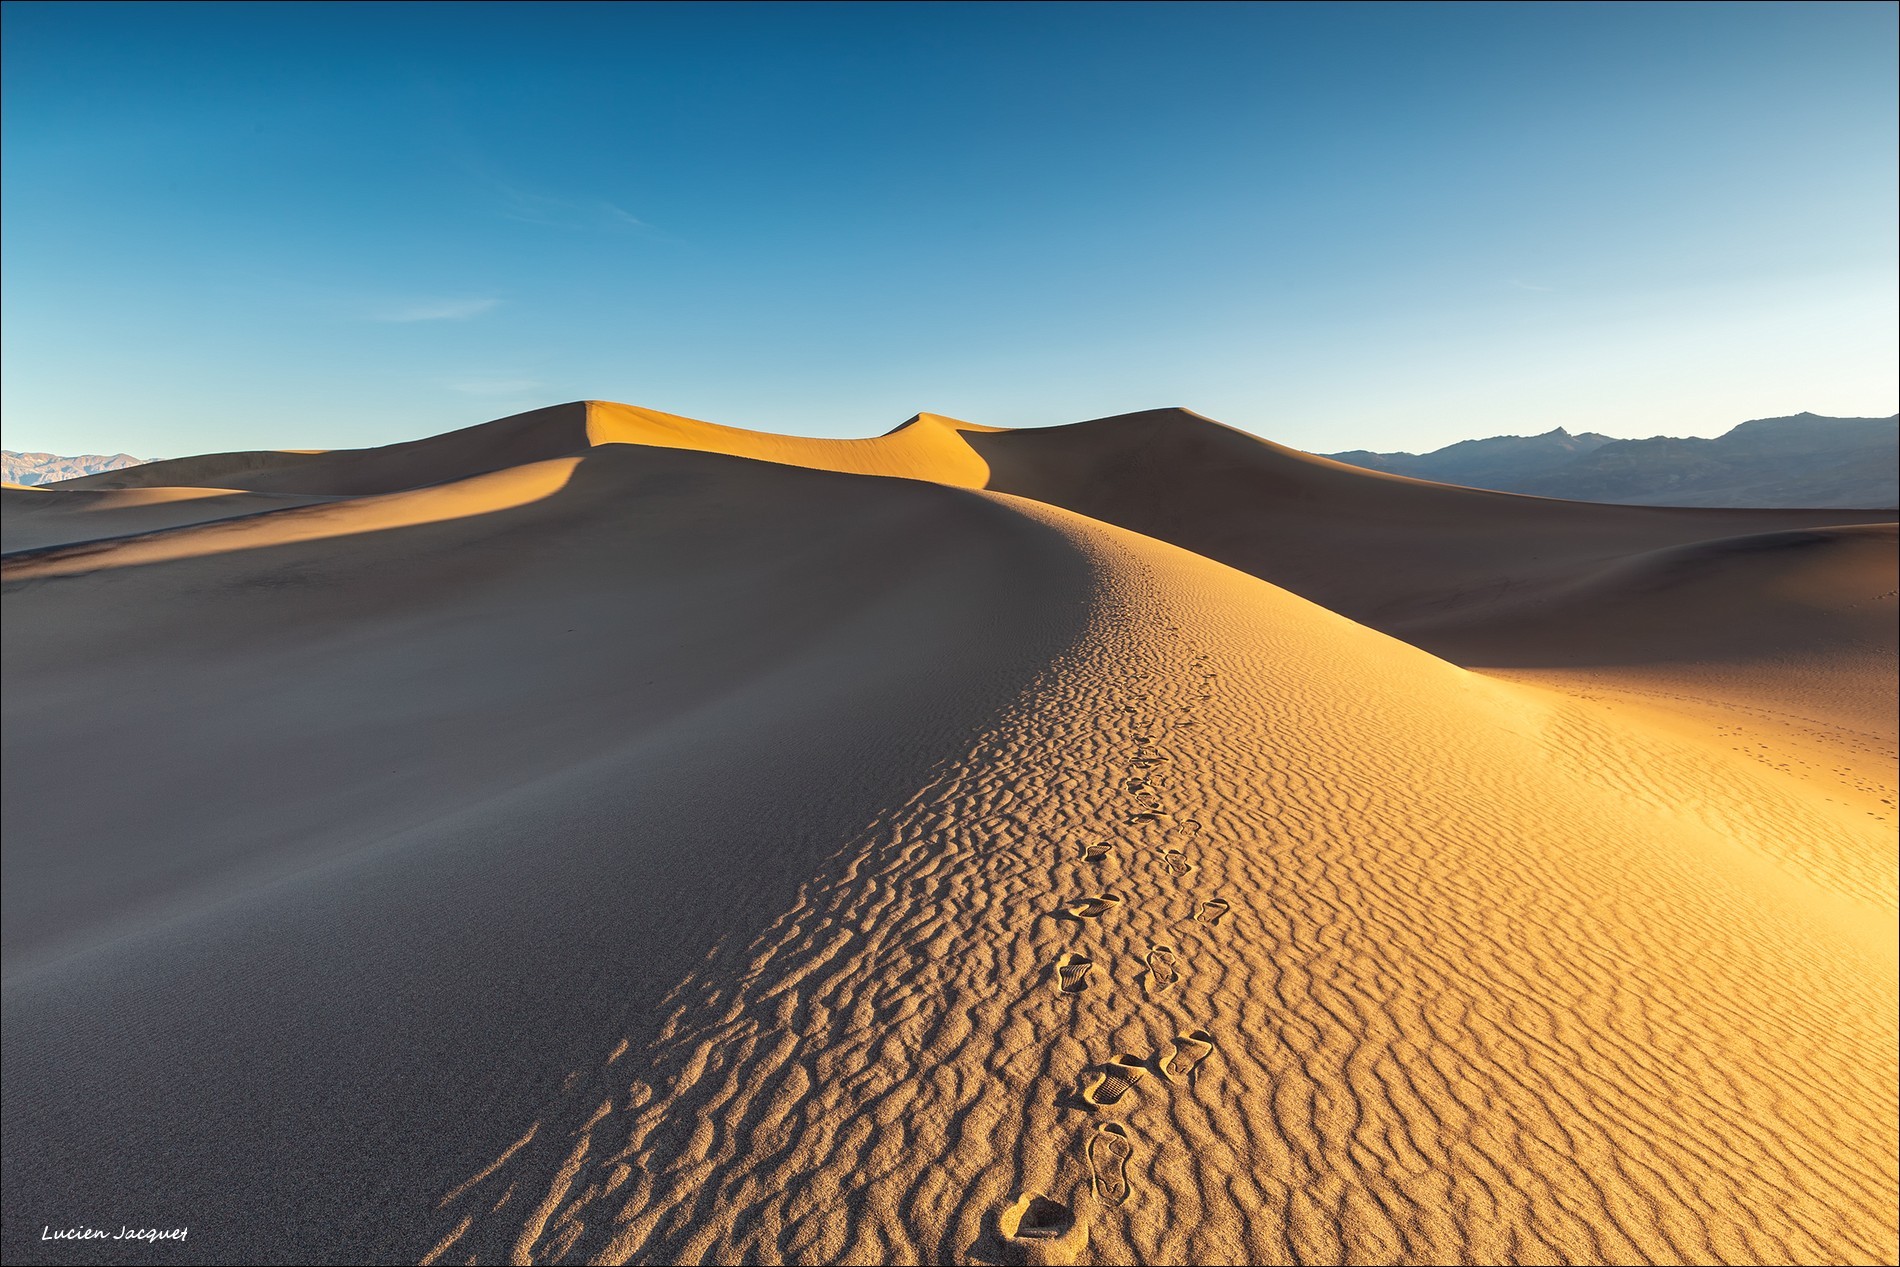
[3, 0, 1894, 458]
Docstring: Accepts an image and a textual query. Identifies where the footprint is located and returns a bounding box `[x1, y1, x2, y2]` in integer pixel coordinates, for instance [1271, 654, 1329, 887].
[1078, 841, 1114, 864]
[1054, 952, 1095, 996]
[1160, 848, 1195, 878]
[1174, 817, 1203, 835]
[1194, 898, 1230, 926]
[1088, 1123, 1134, 1207]
[998, 1193, 1088, 1265]
[1065, 893, 1124, 919]
[1158, 1029, 1215, 1081]
[1142, 944, 1179, 995]
[1081, 1055, 1149, 1110]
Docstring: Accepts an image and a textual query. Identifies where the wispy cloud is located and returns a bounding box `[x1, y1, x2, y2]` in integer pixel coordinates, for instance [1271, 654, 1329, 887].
[422, 101, 656, 238]
[369, 297, 503, 322]
[494, 185, 647, 233]
[447, 377, 545, 396]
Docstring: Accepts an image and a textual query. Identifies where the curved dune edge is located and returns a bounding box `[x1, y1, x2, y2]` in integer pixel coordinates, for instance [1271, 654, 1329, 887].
[1, 447, 1114, 1263]
[10, 403, 1894, 895]
[586, 401, 997, 487]
[2, 412, 1894, 1265]
[44, 399, 1893, 620]
[411, 491, 1894, 1266]
[18, 400, 1893, 821]
[0, 483, 338, 554]
[2, 458, 586, 578]
[49, 400, 1000, 497]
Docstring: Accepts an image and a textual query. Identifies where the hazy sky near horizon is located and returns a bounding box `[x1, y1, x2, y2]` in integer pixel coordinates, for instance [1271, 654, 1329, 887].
[3, 0, 1895, 458]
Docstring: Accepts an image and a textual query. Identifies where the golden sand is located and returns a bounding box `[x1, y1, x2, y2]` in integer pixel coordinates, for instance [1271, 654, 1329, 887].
[2, 404, 1893, 1265]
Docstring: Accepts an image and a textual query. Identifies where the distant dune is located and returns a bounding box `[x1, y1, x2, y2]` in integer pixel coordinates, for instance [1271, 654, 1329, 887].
[3, 402, 1894, 1265]
[1326, 412, 1900, 508]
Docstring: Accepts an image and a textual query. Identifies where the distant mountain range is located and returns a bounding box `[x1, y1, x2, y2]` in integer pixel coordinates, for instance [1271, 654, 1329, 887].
[1325, 413, 1897, 508]
[2, 450, 149, 486]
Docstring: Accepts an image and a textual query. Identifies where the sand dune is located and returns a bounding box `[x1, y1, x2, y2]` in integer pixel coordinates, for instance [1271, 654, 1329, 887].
[2, 405, 1894, 1265]
[588, 402, 999, 486]
[968, 409, 1896, 822]
[54, 446, 334, 492]
[1429, 523, 1897, 778]
[0, 484, 335, 554]
[964, 408, 1893, 647]
[55, 401, 996, 497]
[35, 400, 1889, 796]
[58, 403, 1885, 667]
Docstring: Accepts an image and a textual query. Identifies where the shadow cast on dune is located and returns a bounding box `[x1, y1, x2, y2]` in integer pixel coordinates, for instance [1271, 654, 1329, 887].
[2, 400, 1895, 1265]
[42, 399, 1891, 692]
[1, 445, 1105, 1265]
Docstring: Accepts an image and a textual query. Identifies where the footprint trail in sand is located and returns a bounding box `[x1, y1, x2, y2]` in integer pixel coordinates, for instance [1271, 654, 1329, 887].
[4, 405, 1893, 1266]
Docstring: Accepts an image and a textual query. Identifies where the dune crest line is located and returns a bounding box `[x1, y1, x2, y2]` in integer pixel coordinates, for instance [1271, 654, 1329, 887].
[1, 403, 1892, 1265]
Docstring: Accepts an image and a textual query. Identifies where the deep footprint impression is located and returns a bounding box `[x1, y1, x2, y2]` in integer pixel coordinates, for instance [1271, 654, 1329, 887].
[1142, 944, 1180, 995]
[1065, 893, 1124, 919]
[1081, 1055, 1150, 1110]
[997, 1192, 1088, 1265]
[1088, 1123, 1135, 1208]
[1193, 898, 1229, 926]
[1159, 1029, 1216, 1081]
[1054, 952, 1095, 996]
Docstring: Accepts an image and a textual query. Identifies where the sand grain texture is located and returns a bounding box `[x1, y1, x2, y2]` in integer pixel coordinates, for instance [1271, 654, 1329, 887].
[3, 403, 1894, 1265]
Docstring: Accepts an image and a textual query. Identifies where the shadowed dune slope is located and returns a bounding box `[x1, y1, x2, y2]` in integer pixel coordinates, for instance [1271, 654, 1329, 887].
[24, 400, 1892, 817]
[964, 409, 1899, 773]
[51, 447, 336, 491]
[55, 401, 995, 497]
[1, 445, 1102, 1263]
[22, 402, 991, 555]
[0, 484, 334, 553]
[48, 398, 1890, 615]
[84, 395, 1878, 709]
[964, 407, 1895, 640]
[1458, 522, 1900, 839]
[1418, 523, 1898, 715]
[3, 443, 1894, 1265]
[49, 398, 1891, 654]
[56, 403, 596, 496]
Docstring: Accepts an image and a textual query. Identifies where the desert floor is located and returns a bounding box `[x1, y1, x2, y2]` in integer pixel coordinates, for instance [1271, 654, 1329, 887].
[3, 403, 1894, 1265]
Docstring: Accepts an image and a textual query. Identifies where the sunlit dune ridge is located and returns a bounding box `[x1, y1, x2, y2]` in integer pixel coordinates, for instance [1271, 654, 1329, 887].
[2, 401, 1894, 1265]
[54, 400, 1000, 497]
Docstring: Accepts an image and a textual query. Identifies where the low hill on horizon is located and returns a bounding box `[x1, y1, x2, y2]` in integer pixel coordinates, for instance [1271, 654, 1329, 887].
[1326, 412, 1898, 508]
